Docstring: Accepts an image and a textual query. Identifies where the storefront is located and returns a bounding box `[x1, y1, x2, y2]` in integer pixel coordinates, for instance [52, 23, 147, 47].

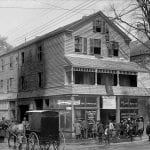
[20, 95, 140, 138]
[44, 95, 116, 137]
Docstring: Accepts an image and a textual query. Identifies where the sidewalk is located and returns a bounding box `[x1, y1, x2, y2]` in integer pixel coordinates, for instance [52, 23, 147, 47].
[2, 135, 148, 150]
[61, 135, 148, 150]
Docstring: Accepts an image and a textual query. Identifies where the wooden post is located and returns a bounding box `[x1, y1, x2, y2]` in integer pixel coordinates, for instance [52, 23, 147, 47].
[95, 69, 97, 85]
[43, 99, 46, 109]
[96, 96, 100, 121]
[71, 67, 74, 84]
[71, 96, 75, 138]
[117, 71, 120, 87]
[116, 96, 120, 123]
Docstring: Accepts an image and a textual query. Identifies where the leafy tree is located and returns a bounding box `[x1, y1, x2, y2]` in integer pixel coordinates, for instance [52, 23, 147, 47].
[0, 35, 13, 52]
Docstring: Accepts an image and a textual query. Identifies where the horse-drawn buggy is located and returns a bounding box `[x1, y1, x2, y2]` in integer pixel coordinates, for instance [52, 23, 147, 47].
[7, 110, 62, 150]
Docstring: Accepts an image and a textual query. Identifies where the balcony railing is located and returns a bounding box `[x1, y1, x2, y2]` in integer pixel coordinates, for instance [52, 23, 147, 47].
[70, 84, 150, 96]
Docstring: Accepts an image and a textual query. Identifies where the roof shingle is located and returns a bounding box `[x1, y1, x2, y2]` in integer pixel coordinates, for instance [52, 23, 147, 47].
[65, 54, 147, 72]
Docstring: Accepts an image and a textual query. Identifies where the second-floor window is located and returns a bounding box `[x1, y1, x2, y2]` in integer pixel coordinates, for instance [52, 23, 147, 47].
[108, 41, 119, 57]
[1, 59, 4, 71]
[38, 72, 43, 88]
[90, 39, 101, 55]
[21, 76, 25, 90]
[75, 36, 82, 52]
[0, 80, 3, 89]
[21, 52, 25, 64]
[7, 79, 9, 91]
[74, 37, 87, 54]
[37, 45, 43, 62]
[10, 56, 13, 68]
[10, 78, 14, 88]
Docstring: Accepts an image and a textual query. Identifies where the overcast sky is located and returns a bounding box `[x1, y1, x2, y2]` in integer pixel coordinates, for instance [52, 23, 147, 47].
[0, 0, 132, 46]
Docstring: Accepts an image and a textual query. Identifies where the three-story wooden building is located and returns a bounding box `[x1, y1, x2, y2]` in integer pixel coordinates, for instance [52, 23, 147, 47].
[0, 11, 150, 137]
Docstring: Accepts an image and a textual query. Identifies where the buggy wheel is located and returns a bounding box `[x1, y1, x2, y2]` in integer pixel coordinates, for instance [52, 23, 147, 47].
[27, 132, 40, 150]
[48, 142, 59, 150]
[59, 131, 65, 150]
[53, 141, 59, 150]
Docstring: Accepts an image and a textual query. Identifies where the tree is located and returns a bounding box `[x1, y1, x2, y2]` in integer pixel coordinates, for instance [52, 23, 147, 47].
[111, 0, 150, 42]
[0, 35, 13, 52]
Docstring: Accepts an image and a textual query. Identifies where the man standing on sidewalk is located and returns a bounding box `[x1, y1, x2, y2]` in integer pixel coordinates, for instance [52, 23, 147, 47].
[146, 122, 150, 141]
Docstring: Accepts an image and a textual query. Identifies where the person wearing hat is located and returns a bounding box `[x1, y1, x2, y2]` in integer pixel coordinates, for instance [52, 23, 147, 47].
[146, 122, 150, 141]
[74, 120, 81, 139]
[0, 117, 7, 142]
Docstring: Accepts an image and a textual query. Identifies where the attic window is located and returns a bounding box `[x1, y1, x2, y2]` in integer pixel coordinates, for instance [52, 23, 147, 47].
[108, 41, 119, 57]
[93, 19, 106, 33]
[90, 39, 101, 55]
[75, 36, 82, 52]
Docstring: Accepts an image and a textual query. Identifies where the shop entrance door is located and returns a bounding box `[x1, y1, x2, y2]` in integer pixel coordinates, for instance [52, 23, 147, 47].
[101, 109, 116, 125]
[19, 105, 29, 122]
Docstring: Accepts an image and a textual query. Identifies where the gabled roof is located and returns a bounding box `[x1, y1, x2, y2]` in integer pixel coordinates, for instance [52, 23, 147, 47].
[131, 40, 150, 56]
[65, 54, 147, 73]
[13, 10, 131, 51]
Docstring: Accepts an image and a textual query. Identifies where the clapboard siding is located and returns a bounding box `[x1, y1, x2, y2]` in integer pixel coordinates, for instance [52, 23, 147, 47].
[65, 15, 130, 61]
[0, 52, 19, 94]
[44, 34, 67, 88]
[18, 43, 44, 91]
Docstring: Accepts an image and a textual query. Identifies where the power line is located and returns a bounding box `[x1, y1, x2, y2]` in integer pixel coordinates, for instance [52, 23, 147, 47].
[4, 0, 66, 37]
[9, 4, 140, 46]
[8, 0, 97, 45]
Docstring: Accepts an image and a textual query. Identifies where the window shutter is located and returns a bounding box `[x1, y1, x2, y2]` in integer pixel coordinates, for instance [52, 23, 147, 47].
[90, 39, 94, 54]
[108, 42, 113, 57]
[83, 38, 87, 54]
[105, 24, 109, 34]
[102, 21, 106, 34]
[93, 20, 96, 32]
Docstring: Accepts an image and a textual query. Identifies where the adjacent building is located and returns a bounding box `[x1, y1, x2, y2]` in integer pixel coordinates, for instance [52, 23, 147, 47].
[0, 51, 18, 120]
[1, 11, 150, 137]
[131, 40, 150, 123]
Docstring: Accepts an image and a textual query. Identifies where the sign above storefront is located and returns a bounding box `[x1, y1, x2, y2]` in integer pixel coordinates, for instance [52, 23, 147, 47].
[57, 100, 80, 105]
[102, 96, 116, 109]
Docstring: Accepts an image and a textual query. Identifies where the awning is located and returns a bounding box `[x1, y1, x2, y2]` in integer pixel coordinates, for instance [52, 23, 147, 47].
[65, 54, 147, 73]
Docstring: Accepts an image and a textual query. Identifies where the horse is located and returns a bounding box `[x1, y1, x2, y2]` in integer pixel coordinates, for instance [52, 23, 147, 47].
[6, 121, 27, 149]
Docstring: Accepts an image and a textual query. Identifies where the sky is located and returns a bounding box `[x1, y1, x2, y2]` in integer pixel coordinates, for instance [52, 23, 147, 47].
[0, 0, 133, 46]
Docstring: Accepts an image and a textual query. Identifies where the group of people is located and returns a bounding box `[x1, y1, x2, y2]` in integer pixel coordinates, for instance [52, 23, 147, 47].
[73, 117, 148, 144]
[74, 120, 118, 144]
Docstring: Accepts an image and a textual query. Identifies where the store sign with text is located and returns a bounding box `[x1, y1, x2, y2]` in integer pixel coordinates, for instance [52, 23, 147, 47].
[102, 96, 116, 109]
[57, 100, 80, 105]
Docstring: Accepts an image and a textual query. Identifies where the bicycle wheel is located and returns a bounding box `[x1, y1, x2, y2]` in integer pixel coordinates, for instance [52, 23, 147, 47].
[27, 132, 40, 150]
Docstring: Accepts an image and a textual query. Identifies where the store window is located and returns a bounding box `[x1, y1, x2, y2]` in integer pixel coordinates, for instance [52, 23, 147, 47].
[53, 96, 72, 131]
[120, 98, 138, 120]
[74, 96, 97, 123]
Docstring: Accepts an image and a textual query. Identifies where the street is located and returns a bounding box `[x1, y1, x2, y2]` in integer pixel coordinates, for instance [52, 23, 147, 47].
[0, 140, 149, 150]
